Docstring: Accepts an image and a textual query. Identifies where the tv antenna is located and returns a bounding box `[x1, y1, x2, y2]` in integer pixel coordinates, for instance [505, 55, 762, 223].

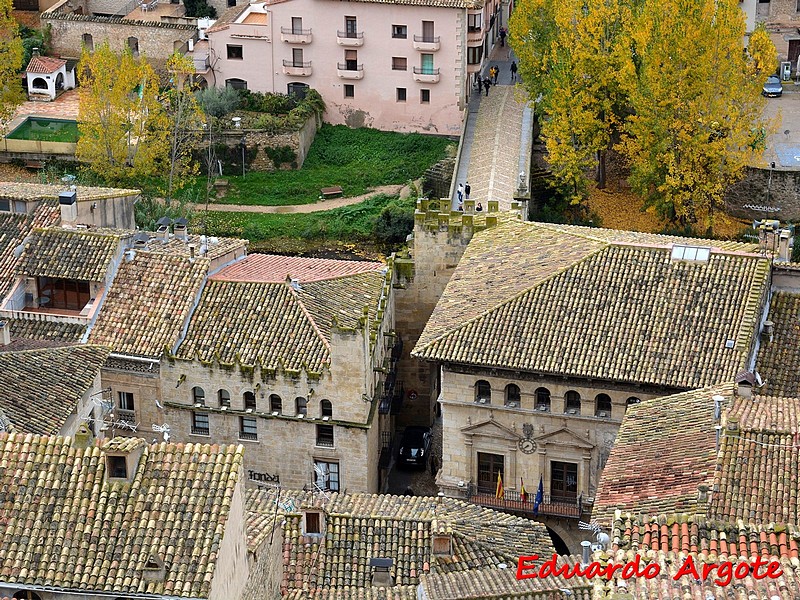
[579, 520, 610, 551]
[151, 423, 171, 442]
[312, 463, 331, 503]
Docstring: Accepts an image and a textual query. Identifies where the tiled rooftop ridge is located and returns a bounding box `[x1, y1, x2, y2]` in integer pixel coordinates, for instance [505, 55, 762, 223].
[211, 253, 385, 283]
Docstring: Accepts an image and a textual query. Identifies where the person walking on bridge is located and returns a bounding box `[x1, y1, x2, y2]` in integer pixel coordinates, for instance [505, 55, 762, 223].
[510, 61, 518, 82]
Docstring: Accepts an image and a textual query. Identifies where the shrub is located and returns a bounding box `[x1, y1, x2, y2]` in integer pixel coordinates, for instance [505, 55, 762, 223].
[264, 145, 297, 168]
[196, 86, 240, 118]
[373, 200, 415, 245]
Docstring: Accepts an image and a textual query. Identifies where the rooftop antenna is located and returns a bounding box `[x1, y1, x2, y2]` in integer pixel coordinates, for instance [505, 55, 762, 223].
[578, 521, 609, 551]
[312, 463, 332, 503]
[151, 423, 171, 442]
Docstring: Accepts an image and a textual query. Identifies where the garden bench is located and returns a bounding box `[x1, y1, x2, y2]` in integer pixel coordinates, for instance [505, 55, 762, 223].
[320, 186, 343, 199]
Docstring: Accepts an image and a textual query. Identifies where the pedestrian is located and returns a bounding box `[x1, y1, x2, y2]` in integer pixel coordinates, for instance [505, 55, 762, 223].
[510, 61, 518, 82]
[483, 77, 491, 96]
[474, 71, 482, 90]
[457, 183, 464, 205]
[465, 181, 471, 199]
[476, 202, 483, 212]
[492, 65, 499, 85]
[499, 27, 507, 47]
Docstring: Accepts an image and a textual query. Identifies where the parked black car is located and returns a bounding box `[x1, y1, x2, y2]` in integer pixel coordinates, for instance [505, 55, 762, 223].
[398, 426, 432, 468]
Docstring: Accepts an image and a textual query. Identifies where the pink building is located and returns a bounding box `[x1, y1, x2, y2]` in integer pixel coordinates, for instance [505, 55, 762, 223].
[199, 0, 506, 134]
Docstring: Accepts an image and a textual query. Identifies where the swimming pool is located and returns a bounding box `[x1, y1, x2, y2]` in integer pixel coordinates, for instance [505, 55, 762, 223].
[6, 117, 79, 143]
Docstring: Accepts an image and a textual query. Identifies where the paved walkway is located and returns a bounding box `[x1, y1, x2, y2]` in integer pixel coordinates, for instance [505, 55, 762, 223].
[201, 184, 409, 213]
[451, 46, 531, 212]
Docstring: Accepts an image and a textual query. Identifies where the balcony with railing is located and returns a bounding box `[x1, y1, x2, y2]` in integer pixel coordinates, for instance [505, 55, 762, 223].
[280, 26, 312, 44]
[239, 431, 258, 441]
[468, 484, 584, 518]
[413, 66, 440, 83]
[337, 30, 364, 46]
[413, 34, 440, 51]
[191, 425, 209, 436]
[337, 62, 364, 79]
[282, 59, 312, 76]
[115, 408, 136, 422]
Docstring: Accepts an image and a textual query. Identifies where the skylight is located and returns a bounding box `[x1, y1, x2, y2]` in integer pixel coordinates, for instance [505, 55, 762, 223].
[671, 245, 711, 262]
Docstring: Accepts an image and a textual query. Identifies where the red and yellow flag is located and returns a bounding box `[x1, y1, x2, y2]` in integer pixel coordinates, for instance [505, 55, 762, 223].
[495, 472, 504, 499]
[520, 478, 528, 503]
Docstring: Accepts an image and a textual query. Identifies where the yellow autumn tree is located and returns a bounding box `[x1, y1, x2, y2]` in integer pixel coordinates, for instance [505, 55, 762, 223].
[0, 0, 25, 130]
[620, 0, 770, 229]
[748, 23, 777, 77]
[76, 43, 169, 185]
[510, 0, 633, 201]
[163, 52, 203, 201]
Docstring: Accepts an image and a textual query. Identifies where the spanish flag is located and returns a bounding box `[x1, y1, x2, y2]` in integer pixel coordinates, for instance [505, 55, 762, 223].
[520, 478, 528, 503]
[495, 472, 504, 499]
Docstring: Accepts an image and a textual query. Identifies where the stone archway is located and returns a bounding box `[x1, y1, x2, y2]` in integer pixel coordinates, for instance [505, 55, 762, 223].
[31, 77, 47, 90]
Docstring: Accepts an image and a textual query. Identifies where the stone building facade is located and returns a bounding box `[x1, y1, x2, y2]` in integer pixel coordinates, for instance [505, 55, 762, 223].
[410, 214, 771, 552]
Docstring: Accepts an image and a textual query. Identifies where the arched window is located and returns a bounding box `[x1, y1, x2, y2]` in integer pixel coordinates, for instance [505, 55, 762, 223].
[475, 380, 491, 404]
[192, 386, 205, 406]
[504, 384, 520, 407]
[31, 77, 47, 90]
[14, 592, 42, 600]
[564, 391, 581, 415]
[320, 399, 333, 418]
[218, 389, 230, 408]
[288, 82, 309, 98]
[595, 394, 612, 417]
[535, 387, 551, 411]
[127, 36, 139, 56]
[225, 78, 248, 90]
[82, 33, 93, 51]
[625, 397, 641, 411]
[296, 397, 308, 416]
[270, 394, 282, 413]
[244, 391, 256, 411]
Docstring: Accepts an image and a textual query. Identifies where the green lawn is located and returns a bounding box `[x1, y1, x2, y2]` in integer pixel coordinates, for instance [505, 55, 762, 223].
[214, 125, 453, 206]
[195, 194, 411, 244]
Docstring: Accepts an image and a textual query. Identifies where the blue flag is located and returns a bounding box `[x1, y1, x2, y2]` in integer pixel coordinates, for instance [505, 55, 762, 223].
[533, 475, 544, 516]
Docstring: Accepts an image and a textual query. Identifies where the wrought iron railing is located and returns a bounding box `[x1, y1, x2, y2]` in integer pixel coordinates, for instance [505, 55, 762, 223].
[239, 431, 258, 441]
[337, 63, 363, 71]
[280, 26, 312, 35]
[468, 484, 583, 518]
[282, 59, 312, 68]
[413, 67, 440, 75]
[413, 35, 440, 43]
[337, 30, 364, 39]
[191, 426, 209, 436]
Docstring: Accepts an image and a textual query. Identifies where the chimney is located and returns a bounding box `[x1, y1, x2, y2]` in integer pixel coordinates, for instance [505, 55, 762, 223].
[188, 244, 197, 260]
[735, 371, 755, 399]
[580, 540, 592, 567]
[32, 47, 39, 57]
[156, 217, 171, 242]
[697, 484, 710, 504]
[369, 558, 394, 587]
[174, 217, 189, 241]
[0, 321, 10, 346]
[73, 422, 94, 449]
[762, 320, 774, 343]
[59, 190, 78, 226]
[778, 229, 792, 262]
[431, 519, 453, 557]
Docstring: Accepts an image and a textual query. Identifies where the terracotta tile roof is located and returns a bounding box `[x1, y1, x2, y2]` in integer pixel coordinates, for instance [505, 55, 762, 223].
[0, 345, 110, 435]
[6, 317, 86, 344]
[0, 433, 244, 597]
[88, 252, 209, 357]
[611, 511, 800, 558]
[211, 253, 384, 283]
[282, 589, 418, 600]
[17, 227, 123, 281]
[419, 564, 592, 599]
[593, 385, 733, 525]
[147, 234, 247, 261]
[0, 202, 60, 298]
[711, 426, 800, 525]
[247, 489, 556, 595]
[25, 55, 67, 73]
[414, 221, 769, 388]
[176, 268, 385, 371]
[727, 393, 800, 433]
[755, 292, 800, 397]
[205, 3, 248, 31]
[340, 0, 484, 8]
[0, 182, 140, 201]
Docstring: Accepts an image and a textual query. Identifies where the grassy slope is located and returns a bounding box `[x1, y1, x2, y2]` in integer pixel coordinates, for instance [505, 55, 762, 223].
[215, 125, 452, 206]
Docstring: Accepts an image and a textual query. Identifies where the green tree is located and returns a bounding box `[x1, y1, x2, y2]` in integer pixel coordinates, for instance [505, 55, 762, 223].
[76, 43, 169, 185]
[164, 53, 204, 201]
[620, 0, 771, 229]
[0, 0, 25, 130]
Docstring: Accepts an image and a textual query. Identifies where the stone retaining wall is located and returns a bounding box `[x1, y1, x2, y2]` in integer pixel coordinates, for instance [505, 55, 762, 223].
[725, 166, 800, 222]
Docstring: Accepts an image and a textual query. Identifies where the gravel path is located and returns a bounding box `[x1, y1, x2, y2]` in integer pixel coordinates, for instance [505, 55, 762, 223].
[201, 184, 410, 213]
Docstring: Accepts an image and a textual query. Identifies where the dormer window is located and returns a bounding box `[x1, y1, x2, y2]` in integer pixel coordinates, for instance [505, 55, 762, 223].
[671, 245, 710, 262]
[107, 455, 127, 478]
[304, 510, 322, 534]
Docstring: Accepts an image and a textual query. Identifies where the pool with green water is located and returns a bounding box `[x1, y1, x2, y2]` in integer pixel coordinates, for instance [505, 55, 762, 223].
[7, 117, 79, 143]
